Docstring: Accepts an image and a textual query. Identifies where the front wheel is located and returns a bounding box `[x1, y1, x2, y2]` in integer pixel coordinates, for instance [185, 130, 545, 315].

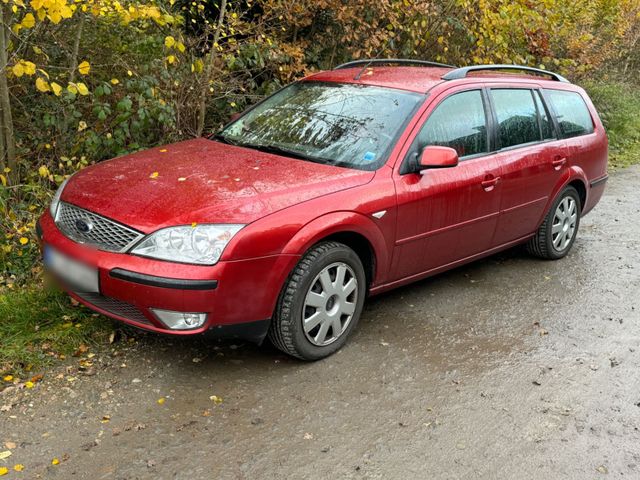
[268, 241, 367, 360]
[527, 185, 581, 259]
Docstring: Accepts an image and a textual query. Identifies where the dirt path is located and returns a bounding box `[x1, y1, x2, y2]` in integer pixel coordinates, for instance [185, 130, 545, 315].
[1, 166, 639, 479]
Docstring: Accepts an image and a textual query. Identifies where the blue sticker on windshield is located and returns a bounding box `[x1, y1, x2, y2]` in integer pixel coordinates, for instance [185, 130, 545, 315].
[363, 151, 376, 162]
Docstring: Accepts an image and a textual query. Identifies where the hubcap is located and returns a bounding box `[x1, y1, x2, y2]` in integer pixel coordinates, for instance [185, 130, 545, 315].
[551, 196, 577, 252]
[302, 262, 358, 346]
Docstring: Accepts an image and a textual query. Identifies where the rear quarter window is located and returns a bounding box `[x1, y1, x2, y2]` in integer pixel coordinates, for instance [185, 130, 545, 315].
[544, 89, 594, 138]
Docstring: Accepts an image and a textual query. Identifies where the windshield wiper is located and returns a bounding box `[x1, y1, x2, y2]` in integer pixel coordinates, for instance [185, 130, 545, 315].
[211, 133, 240, 146]
[212, 136, 336, 166]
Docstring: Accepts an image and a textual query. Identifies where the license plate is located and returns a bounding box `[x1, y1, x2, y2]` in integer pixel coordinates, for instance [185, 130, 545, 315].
[43, 245, 99, 293]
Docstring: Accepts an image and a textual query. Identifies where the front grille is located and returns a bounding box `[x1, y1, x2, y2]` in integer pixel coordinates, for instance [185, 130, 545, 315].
[75, 292, 151, 325]
[55, 202, 144, 253]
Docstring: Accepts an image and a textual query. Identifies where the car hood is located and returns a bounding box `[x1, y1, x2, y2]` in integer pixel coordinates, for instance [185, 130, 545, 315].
[61, 138, 374, 232]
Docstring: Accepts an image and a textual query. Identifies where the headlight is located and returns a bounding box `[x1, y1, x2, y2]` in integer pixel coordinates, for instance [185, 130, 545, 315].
[49, 176, 71, 218]
[130, 224, 244, 265]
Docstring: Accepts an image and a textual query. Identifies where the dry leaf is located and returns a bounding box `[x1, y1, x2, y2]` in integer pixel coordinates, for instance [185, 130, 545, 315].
[13, 465, 24, 472]
[51, 458, 60, 465]
[150, 172, 159, 179]
[0, 467, 8, 476]
[157, 397, 166, 405]
[0, 451, 12, 460]
[209, 395, 223, 404]
[4, 442, 16, 450]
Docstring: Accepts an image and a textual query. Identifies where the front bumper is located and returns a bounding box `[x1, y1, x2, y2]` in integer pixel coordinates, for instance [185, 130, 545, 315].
[38, 211, 300, 342]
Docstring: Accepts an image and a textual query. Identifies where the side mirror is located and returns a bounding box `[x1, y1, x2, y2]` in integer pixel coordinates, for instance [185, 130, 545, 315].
[418, 146, 459, 171]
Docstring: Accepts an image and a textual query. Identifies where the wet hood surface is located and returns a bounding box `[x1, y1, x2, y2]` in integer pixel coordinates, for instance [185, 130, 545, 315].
[61, 138, 374, 232]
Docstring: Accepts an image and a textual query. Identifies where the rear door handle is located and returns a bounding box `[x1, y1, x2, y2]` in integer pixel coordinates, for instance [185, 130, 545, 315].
[552, 156, 567, 170]
[481, 174, 500, 192]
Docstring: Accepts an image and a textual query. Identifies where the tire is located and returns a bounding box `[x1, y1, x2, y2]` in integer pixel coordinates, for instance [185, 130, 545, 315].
[268, 241, 367, 361]
[527, 185, 581, 260]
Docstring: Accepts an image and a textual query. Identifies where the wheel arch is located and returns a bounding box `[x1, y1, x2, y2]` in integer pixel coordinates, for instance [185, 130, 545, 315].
[280, 211, 390, 288]
[545, 166, 589, 216]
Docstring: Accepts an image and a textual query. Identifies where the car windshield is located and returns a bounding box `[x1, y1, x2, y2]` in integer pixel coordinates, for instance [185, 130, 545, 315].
[215, 82, 424, 170]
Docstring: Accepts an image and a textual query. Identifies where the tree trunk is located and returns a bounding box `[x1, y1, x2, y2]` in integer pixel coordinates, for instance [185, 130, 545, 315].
[0, 4, 17, 184]
[195, 0, 227, 137]
[68, 14, 85, 83]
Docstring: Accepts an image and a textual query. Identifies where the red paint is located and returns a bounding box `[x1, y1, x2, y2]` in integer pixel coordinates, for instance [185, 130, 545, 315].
[39, 66, 608, 336]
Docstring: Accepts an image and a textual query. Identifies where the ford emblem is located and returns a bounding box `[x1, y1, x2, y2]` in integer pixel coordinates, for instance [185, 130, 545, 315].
[75, 218, 93, 234]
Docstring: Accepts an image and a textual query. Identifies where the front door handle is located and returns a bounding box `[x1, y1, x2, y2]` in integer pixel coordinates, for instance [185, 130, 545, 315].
[481, 174, 500, 192]
[552, 156, 567, 170]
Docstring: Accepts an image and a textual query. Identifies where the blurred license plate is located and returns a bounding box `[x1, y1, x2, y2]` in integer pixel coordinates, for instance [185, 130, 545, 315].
[43, 245, 99, 293]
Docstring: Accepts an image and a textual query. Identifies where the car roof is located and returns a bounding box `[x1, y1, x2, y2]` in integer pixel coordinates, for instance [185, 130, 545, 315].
[304, 66, 573, 94]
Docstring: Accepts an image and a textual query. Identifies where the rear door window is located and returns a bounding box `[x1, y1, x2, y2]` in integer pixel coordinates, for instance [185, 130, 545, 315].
[412, 89, 488, 158]
[544, 89, 594, 138]
[534, 91, 555, 140]
[490, 89, 541, 149]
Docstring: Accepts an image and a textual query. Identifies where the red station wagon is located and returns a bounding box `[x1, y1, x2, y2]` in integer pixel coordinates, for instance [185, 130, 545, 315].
[38, 60, 609, 360]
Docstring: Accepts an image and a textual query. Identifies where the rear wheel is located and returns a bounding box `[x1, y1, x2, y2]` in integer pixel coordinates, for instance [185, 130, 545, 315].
[268, 241, 366, 360]
[527, 185, 581, 259]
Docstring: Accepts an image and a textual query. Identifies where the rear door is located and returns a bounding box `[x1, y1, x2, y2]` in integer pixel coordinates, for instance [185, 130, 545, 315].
[489, 87, 568, 245]
[391, 87, 503, 280]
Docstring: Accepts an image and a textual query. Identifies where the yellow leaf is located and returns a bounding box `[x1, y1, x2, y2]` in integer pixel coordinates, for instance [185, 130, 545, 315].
[21, 12, 35, 28]
[12, 63, 24, 77]
[166, 55, 176, 64]
[0, 467, 7, 476]
[3, 375, 13, 381]
[157, 397, 165, 404]
[67, 83, 78, 94]
[159, 148, 167, 152]
[51, 458, 60, 465]
[0, 175, 6, 187]
[0, 451, 11, 460]
[110, 78, 119, 85]
[25, 380, 34, 388]
[209, 395, 223, 404]
[76, 82, 89, 95]
[38, 165, 49, 177]
[150, 172, 159, 179]
[22, 61, 36, 75]
[176, 42, 185, 53]
[127, 70, 133, 76]
[78, 60, 90, 75]
[164, 36, 175, 48]
[14, 465, 24, 472]
[51, 82, 62, 96]
[35, 77, 50, 93]
[191, 222, 197, 228]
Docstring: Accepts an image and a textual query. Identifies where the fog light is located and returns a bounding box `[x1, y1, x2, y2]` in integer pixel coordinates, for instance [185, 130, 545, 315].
[151, 309, 208, 330]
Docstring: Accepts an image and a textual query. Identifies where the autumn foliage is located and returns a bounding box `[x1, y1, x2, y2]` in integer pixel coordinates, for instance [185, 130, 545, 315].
[1, 0, 639, 287]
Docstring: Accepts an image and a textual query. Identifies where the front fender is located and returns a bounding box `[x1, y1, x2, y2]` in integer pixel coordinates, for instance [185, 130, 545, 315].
[281, 211, 391, 286]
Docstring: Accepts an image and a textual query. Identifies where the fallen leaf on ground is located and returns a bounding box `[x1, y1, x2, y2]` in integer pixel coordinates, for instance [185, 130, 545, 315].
[303, 432, 313, 440]
[4, 442, 15, 450]
[13, 464, 24, 472]
[101, 415, 111, 424]
[2, 376, 13, 382]
[24, 381, 34, 389]
[0, 467, 8, 476]
[51, 458, 60, 465]
[0, 451, 11, 460]
[157, 397, 165, 405]
[209, 395, 223, 404]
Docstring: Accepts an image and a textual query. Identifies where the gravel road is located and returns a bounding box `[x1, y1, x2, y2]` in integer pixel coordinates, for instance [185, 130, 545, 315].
[1, 165, 639, 479]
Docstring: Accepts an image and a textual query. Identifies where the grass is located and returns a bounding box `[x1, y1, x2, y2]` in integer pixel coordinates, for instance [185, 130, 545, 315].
[0, 285, 114, 376]
[585, 80, 640, 169]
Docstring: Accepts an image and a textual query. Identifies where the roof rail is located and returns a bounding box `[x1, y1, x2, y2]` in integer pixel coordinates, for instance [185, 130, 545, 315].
[334, 58, 456, 71]
[441, 64, 569, 83]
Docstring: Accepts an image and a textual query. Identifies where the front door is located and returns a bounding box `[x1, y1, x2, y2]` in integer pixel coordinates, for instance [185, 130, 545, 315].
[391, 88, 502, 281]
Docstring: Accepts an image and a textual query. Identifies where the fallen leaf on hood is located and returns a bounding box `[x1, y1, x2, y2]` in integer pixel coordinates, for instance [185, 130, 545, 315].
[178, 177, 186, 182]
[159, 149, 167, 152]
[150, 172, 159, 179]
